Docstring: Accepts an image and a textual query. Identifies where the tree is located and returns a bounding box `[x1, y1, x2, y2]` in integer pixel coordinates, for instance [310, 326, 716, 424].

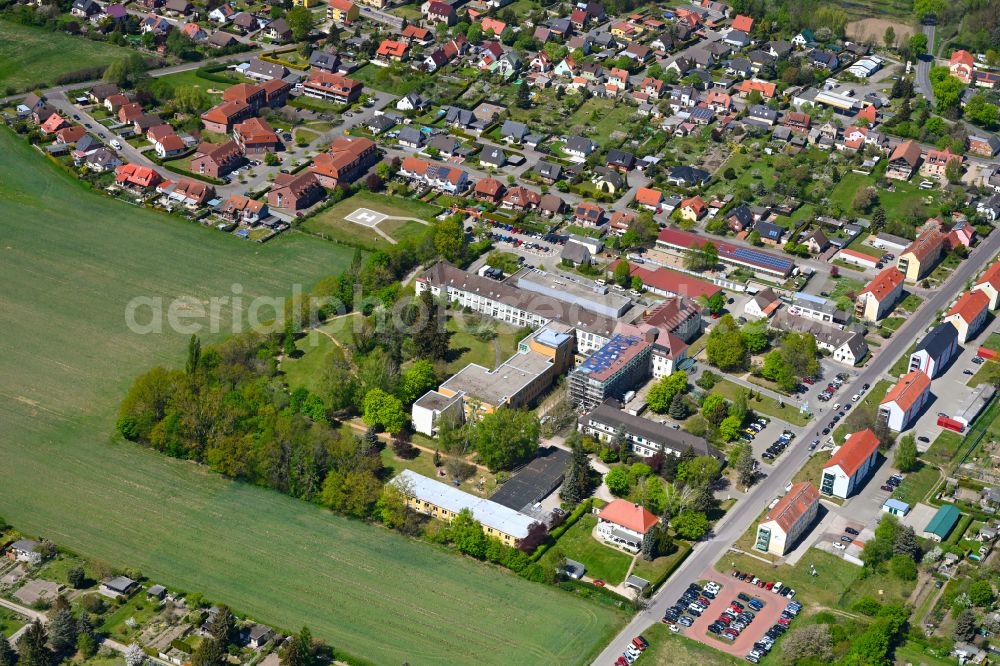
[701, 394, 729, 426]
[889, 554, 917, 580]
[434, 215, 466, 263]
[48, 609, 77, 656]
[17, 622, 50, 666]
[893, 525, 920, 560]
[780, 624, 833, 665]
[396, 359, 437, 405]
[853, 186, 879, 212]
[909, 32, 929, 54]
[185, 334, 201, 377]
[969, 580, 995, 607]
[0, 635, 17, 666]
[516, 79, 530, 109]
[410, 290, 449, 361]
[630, 276, 643, 292]
[741, 320, 770, 354]
[718, 414, 743, 442]
[67, 566, 85, 589]
[605, 467, 630, 496]
[894, 434, 918, 472]
[668, 393, 689, 419]
[954, 609, 977, 642]
[672, 511, 709, 540]
[705, 315, 747, 371]
[191, 637, 224, 666]
[685, 242, 718, 271]
[612, 261, 630, 287]
[704, 292, 725, 315]
[561, 439, 594, 505]
[471, 409, 539, 471]
[884, 25, 896, 49]
[286, 7, 314, 41]
[280, 627, 315, 666]
[646, 371, 687, 413]
[736, 445, 755, 488]
[362, 388, 408, 434]
[125, 644, 146, 666]
[447, 508, 489, 558]
[945, 158, 963, 184]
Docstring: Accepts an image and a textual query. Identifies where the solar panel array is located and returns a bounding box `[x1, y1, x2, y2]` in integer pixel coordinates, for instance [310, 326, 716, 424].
[577, 334, 643, 376]
[721, 245, 793, 272]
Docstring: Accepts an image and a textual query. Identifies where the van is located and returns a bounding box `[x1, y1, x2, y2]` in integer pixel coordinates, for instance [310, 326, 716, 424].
[110, 139, 122, 150]
[595, 278, 607, 286]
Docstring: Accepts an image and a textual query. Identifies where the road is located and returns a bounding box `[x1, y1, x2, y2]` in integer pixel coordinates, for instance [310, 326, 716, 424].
[591, 227, 1000, 664]
[915, 22, 937, 105]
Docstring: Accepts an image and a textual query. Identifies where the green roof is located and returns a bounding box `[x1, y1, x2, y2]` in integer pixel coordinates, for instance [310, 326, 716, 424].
[924, 504, 961, 539]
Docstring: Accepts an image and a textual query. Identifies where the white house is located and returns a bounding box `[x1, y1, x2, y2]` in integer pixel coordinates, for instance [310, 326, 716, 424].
[411, 390, 464, 436]
[755, 482, 820, 556]
[909, 322, 958, 379]
[854, 267, 904, 322]
[820, 428, 880, 498]
[595, 499, 659, 552]
[744, 288, 781, 319]
[6, 539, 43, 565]
[878, 371, 931, 432]
[943, 291, 990, 344]
[973, 261, 1000, 310]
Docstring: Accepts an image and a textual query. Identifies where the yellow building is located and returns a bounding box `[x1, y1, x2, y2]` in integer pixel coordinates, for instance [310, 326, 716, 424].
[392, 470, 535, 546]
[354, 0, 386, 9]
[897, 229, 945, 282]
[326, 0, 358, 23]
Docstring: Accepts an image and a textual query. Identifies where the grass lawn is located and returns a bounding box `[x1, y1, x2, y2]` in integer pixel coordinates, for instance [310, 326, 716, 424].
[923, 430, 965, 468]
[538, 514, 634, 585]
[154, 69, 233, 103]
[968, 360, 1000, 388]
[889, 343, 917, 377]
[898, 292, 923, 313]
[0, 129, 623, 666]
[832, 379, 892, 443]
[829, 276, 866, 312]
[445, 315, 520, 374]
[639, 624, 742, 666]
[0, 20, 136, 93]
[100, 594, 161, 640]
[302, 190, 438, 250]
[36, 552, 92, 587]
[280, 314, 360, 394]
[891, 462, 941, 506]
[982, 332, 1000, 352]
[379, 446, 496, 497]
[0, 607, 26, 638]
[566, 98, 637, 147]
[714, 379, 810, 426]
[350, 62, 430, 96]
[631, 543, 691, 587]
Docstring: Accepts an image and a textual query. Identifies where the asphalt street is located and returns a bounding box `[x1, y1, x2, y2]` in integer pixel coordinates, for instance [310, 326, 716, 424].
[591, 227, 1000, 665]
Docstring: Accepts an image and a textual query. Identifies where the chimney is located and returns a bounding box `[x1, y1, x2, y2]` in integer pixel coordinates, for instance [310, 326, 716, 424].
[644, 327, 659, 343]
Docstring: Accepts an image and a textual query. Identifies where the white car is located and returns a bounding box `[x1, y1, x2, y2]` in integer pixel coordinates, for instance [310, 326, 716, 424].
[833, 542, 847, 550]
[851, 394, 861, 402]
[669, 624, 679, 633]
[110, 139, 122, 150]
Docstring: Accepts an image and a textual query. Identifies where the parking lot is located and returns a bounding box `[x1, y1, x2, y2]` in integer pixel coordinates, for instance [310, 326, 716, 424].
[665, 569, 799, 658]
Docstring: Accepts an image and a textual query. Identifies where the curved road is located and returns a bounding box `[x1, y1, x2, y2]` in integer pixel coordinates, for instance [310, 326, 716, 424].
[592, 228, 1000, 664]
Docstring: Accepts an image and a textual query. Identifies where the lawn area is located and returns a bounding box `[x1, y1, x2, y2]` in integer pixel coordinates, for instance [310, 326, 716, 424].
[982, 332, 1000, 352]
[36, 552, 91, 587]
[714, 379, 811, 426]
[829, 276, 866, 312]
[566, 98, 637, 147]
[898, 292, 923, 313]
[302, 190, 438, 250]
[350, 62, 430, 95]
[0, 129, 624, 666]
[923, 430, 965, 468]
[631, 543, 691, 588]
[445, 315, 520, 374]
[538, 514, 634, 585]
[889, 343, 917, 377]
[100, 593, 161, 640]
[155, 69, 236, 103]
[890, 462, 941, 505]
[968, 359, 1000, 387]
[280, 314, 360, 394]
[0, 607, 26, 638]
[832, 379, 892, 443]
[0, 20, 137, 93]
[640, 624, 742, 666]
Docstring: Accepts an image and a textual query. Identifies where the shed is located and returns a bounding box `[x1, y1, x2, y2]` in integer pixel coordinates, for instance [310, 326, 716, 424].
[624, 575, 650, 593]
[923, 504, 961, 542]
[562, 559, 586, 579]
[882, 498, 909, 516]
[147, 584, 167, 600]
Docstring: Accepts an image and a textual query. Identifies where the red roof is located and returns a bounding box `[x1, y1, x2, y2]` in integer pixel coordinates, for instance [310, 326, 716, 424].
[598, 499, 659, 534]
[328, 0, 354, 10]
[976, 261, 1000, 292]
[902, 228, 945, 262]
[857, 104, 877, 123]
[951, 50, 974, 67]
[635, 187, 663, 207]
[480, 17, 506, 34]
[736, 79, 775, 98]
[377, 40, 408, 58]
[763, 482, 818, 533]
[859, 267, 904, 302]
[881, 371, 931, 412]
[947, 290, 989, 323]
[731, 14, 753, 32]
[614, 261, 721, 300]
[681, 196, 706, 214]
[825, 429, 880, 477]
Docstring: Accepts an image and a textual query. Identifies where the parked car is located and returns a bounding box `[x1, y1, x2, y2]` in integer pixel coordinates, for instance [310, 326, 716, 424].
[845, 527, 860, 535]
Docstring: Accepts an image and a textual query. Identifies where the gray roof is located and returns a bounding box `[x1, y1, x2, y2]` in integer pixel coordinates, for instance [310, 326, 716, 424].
[480, 146, 506, 166]
[535, 160, 562, 180]
[500, 119, 528, 141]
[749, 105, 778, 121]
[669, 165, 710, 185]
[565, 135, 596, 154]
[247, 58, 288, 79]
[915, 322, 957, 359]
[392, 469, 536, 538]
[367, 115, 395, 132]
[561, 240, 592, 264]
[755, 220, 784, 241]
[308, 50, 339, 70]
[10, 539, 40, 552]
[580, 402, 721, 458]
[427, 134, 459, 154]
[397, 126, 424, 144]
[771, 311, 866, 358]
[103, 576, 137, 593]
[728, 204, 753, 227]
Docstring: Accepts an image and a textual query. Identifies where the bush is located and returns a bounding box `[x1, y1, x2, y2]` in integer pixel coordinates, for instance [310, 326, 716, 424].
[852, 596, 882, 616]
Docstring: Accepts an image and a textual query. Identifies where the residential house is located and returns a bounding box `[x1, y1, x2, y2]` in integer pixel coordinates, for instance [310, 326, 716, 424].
[972, 261, 1000, 309]
[944, 290, 990, 343]
[400, 25, 433, 45]
[950, 50, 975, 84]
[501, 186, 541, 211]
[473, 177, 505, 203]
[376, 39, 409, 63]
[564, 135, 597, 162]
[725, 204, 754, 233]
[157, 178, 214, 206]
[854, 267, 904, 322]
[755, 482, 819, 556]
[181, 22, 207, 41]
[118, 102, 144, 124]
[561, 240, 592, 267]
[897, 229, 945, 282]
[879, 371, 932, 431]
[207, 31, 238, 48]
[55, 125, 87, 145]
[327, 0, 358, 23]
[268, 172, 325, 210]
[809, 49, 839, 70]
[909, 322, 958, 379]
[100, 576, 139, 599]
[574, 202, 605, 226]
[578, 402, 720, 460]
[735, 79, 775, 99]
[820, 429, 880, 498]
[921, 148, 962, 180]
[5, 539, 43, 565]
[84, 148, 122, 172]
[886, 139, 922, 180]
[679, 196, 707, 221]
[755, 221, 785, 245]
[539, 193, 564, 217]
[969, 134, 1000, 157]
[748, 105, 777, 126]
[263, 18, 291, 41]
[396, 93, 428, 112]
[114, 163, 162, 191]
[744, 287, 781, 319]
[200, 100, 251, 133]
[103, 93, 129, 113]
[634, 187, 663, 212]
[191, 141, 243, 178]
[399, 157, 469, 193]
[595, 499, 659, 552]
[838, 125, 868, 151]
[39, 113, 69, 135]
[639, 77, 665, 99]
[220, 194, 267, 224]
[140, 14, 172, 36]
[770, 311, 866, 365]
[593, 167, 625, 194]
[606, 148, 636, 172]
[302, 71, 362, 104]
[246, 625, 274, 650]
[245, 59, 288, 82]
[223, 83, 266, 112]
[87, 83, 119, 104]
[705, 90, 732, 113]
[234, 117, 280, 154]
[534, 160, 562, 185]
[209, 4, 236, 22]
[151, 131, 186, 158]
[163, 0, 191, 13]
[71, 0, 102, 19]
[802, 228, 829, 254]
[232, 12, 259, 31]
[479, 146, 506, 169]
[666, 165, 710, 189]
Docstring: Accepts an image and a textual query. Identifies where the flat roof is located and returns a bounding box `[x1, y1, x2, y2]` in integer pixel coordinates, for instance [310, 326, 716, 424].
[441, 349, 552, 407]
[575, 335, 650, 381]
[514, 267, 632, 318]
[489, 446, 571, 510]
[393, 469, 536, 538]
[924, 504, 961, 539]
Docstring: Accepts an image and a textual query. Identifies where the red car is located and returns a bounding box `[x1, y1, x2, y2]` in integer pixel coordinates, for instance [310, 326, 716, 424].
[765, 582, 774, 590]
[757, 580, 766, 588]
[632, 637, 648, 650]
[616, 657, 628, 666]
[803, 377, 815, 385]
[593, 580, 606, 587]
[777, 617, 791, 626]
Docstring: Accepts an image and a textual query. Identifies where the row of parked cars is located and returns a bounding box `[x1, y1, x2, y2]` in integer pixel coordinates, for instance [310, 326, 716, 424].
[707, 595, 758, 642]
[613, 636, 648, 665]
[738, 417, 770, 442]
[746, 600, 801, 663]
[730, 570, 796, 599]
[662, 580, 721, 628]
[880, 472, 904, 492]
[762, 430, 795, 461]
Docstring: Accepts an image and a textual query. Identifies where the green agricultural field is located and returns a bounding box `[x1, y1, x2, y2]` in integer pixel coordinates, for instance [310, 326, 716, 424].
[0, 130, 623, 665]
[0, 20, 136, 93]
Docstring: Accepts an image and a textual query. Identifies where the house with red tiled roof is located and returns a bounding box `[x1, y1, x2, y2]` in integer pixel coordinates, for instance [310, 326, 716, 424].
[39, 113, 69, 135]
[596, 499, 659, 551]
[302, 71, 362, 104]
[735, 79, 775, 98]
[156, 177, 215, 207]
[679, 196, 706, 221]
[731, 14, 753, 32]
[704, 90, 732, 113]
[972, 261, 1000, 309]
[574, 201, 605, 226]
[480, 17, 506, 36]
[423, 0, 455, 24]
[755, 482, 819, 555]
[854, 267, 904, 322]
[501, 186, 541, 211]
[200, 100, 252, 133]
[376, 39, 409, 62]
[400, 24, 432, 44]
[950, 50, 975, 84]
[856, 104, 877, 125]
[327, 0, 358, 23]
[608, 210, 636, 235]
[191, 140, 243, 178]
[473, 177, 505, 203]
[220, 193, 268, 225]
[838, 125, 868, 151]
[634, 187, 663, 212]
[115, 163, 163, 191]
[154, 133, 186, 158]
[234, 117, 280, 154]
[897, 228, 945, 281]
[223, 83, 266, 112]
[921, 147, 963, 180]
[944, 290, 990, 343]
[118, 102, 144, 124]
[821, 429, 880, 498]
[879, 372, 931, 432]
[55, 125, 87, 145]
[783, 111, 810, 132]
[268, 172, 325, 210]
[886, 139, 922, 180]
[308, 137, 379, 188]
[104, 93, 130, 113]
